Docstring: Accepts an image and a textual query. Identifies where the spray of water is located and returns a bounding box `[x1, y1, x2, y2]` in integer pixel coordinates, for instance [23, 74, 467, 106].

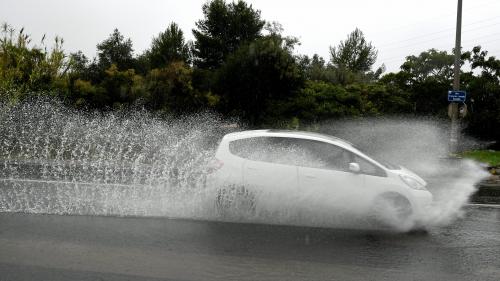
[317, 118, 490, 229]
[0, 101, 489, 231]
[0, 99, 238, 218]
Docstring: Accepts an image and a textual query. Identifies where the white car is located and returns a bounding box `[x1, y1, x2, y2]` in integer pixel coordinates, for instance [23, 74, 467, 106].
[208, 130, 433, 229]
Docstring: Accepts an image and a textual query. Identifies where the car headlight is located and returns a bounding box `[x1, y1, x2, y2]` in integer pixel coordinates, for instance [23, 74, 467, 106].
[399, 174, 427, 190]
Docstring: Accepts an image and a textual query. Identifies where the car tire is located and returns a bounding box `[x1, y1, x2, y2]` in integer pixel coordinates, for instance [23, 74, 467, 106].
[215, 185, 256, 217]
[370, 193, 413, 231]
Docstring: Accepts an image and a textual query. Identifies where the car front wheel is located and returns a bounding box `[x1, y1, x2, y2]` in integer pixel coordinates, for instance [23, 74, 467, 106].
[370, 193, 413, 231]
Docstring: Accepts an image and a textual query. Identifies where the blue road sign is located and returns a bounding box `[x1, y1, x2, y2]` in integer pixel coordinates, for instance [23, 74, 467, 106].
[448, 90, 466, 102]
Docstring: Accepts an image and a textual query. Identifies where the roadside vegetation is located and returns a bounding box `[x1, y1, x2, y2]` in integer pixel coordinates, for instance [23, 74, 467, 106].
[1, 0, 499, 147]
[462, 150, 500, 167]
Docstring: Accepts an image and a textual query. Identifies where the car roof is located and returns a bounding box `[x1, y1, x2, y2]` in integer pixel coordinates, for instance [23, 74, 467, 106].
[223, 129, 354, 148]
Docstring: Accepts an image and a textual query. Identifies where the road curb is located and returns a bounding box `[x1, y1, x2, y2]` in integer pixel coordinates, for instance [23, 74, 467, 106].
[467, 203, 500, 208]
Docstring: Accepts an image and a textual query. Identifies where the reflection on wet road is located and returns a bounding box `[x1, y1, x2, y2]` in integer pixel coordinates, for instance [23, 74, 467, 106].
[1, 206, 499, 281]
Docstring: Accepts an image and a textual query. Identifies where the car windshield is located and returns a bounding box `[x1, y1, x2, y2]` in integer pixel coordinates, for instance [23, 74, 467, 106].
[375, 158, 401, 170]
[351, 146, 401, 170]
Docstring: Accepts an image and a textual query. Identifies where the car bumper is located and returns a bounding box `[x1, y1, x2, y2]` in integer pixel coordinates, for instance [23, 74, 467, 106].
[411, 190, 434, 215]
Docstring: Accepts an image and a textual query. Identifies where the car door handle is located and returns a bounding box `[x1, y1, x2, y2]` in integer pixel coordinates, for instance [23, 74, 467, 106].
[304, 174, 316, 179]
[247, 167, 257, 171]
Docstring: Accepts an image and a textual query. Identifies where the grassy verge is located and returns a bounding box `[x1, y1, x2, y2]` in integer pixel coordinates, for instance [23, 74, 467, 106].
[462, 150, 500, 167]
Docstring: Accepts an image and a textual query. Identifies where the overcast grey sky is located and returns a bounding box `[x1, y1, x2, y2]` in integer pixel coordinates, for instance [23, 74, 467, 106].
[1, 0, 499, 72]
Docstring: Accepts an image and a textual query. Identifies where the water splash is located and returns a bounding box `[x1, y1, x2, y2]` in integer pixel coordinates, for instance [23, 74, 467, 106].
[0, 99, 237, 218]
[0, 101, 489, 231]
[316, 118, 490, 229]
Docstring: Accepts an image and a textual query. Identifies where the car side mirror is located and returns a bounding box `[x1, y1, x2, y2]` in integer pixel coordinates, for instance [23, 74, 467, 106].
[349, 162, 360, 173]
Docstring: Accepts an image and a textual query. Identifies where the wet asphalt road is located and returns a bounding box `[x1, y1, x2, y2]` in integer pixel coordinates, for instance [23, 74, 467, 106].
[0, 206, 499, 281]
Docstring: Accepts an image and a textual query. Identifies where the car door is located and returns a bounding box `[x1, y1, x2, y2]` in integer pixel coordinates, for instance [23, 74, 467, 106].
[295, 139, 366, 216]
[240, 137, 299, 211]
[350, 153, 390, 210]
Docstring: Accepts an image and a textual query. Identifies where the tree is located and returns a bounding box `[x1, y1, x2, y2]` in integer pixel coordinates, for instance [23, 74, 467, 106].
[0, 23, 70, 98]
[378, 46, 499, 145]
[142, 62, 202, 112]
[192, 0, 265, 69]
[96, 29, 134, 71]
[462, 46, 500, 145]
[69, 51, 89, 76]
[329, 28, 379, 84]
[214, 34, 304, 124]
[68, 51, 101, 82]
[99, 64, 138, 107]
[399, 49, 455, 84]
[380, 49, 455, 114]
[299, 54, 336, 82]
[147, 23, 191, 69]
[289, 81, 362, 122]
[288, 80, 411, 124]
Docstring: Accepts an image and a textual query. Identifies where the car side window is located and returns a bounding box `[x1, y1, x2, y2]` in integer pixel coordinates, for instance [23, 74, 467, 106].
[293, 139, 353, 171]
[229, 136, 386, 176]
[229, 137, 267, 161]
[353, 155, 386, 177]
[229, 137, 304, 165]
[263, 137, 305, 165]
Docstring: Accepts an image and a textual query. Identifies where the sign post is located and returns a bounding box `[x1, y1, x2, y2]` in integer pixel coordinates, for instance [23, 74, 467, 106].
[449, 0, 463, 155]
[448, 90, 466, 102]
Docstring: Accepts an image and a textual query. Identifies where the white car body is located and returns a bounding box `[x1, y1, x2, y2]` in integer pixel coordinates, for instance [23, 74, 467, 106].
[209, 130, 433, 225]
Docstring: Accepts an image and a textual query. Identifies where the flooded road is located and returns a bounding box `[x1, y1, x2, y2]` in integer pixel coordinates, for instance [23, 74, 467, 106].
[1, 205, 499, 281]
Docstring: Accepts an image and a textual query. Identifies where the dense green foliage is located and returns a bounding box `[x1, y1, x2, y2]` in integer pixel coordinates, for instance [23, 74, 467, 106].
[0, 23, 69, 100]
[0, 0, 499, 145]
[381, 47, 500, 145]
[329, 28, 383, 85]
[192, 0, 265, 69]
[462, 47, 500, 144]
[146, 23, 191, 68]
[96, 29, 135, 72]
[462, 150, 500, 166]
[214, 33, 304, 124]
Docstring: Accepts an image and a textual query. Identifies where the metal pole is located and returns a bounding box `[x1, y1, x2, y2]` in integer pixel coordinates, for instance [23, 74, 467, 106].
[449, 0, 462, 155]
